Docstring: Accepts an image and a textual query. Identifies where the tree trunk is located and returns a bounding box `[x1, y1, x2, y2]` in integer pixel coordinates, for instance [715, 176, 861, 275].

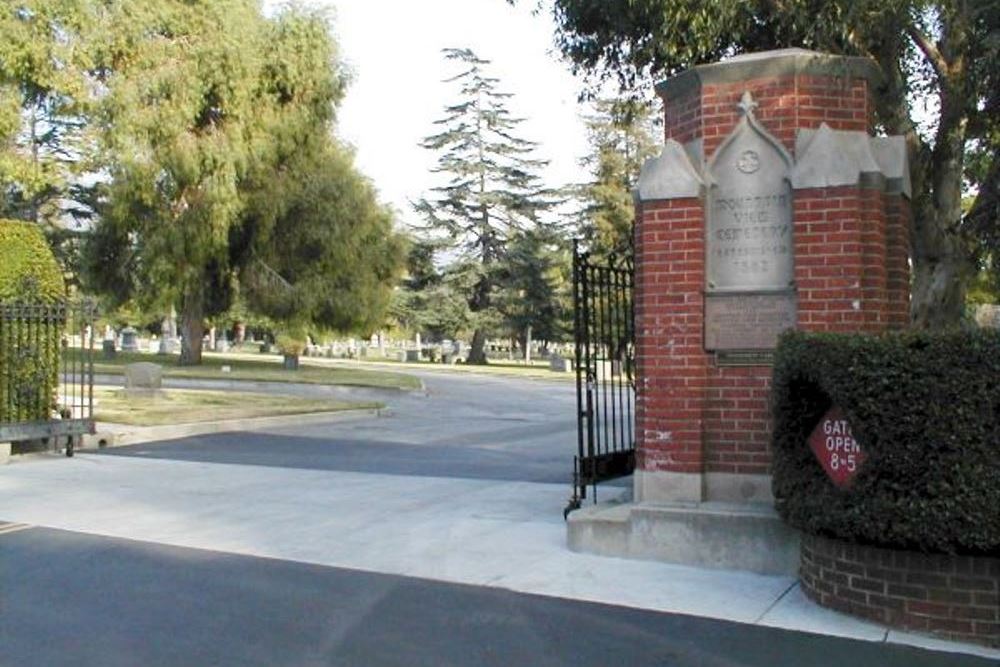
[910, 252, 968, 328]
[870, 38, 971, 329]
[467, 328, 488, 365]
[179, 293, 204, 366]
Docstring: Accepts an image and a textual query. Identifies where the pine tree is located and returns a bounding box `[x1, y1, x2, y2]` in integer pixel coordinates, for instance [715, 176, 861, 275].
[415, 48, 556, 364]
[577, 99, 657, 261]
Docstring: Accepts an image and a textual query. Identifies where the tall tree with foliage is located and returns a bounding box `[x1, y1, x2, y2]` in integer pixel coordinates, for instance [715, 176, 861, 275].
[0, 1, 98, 278]
[497, 227, 573, 351]
[237, 141, 405, 342]
[577, 98, 657, 260]
[416, 47, 556, 364]
[542, 0, 999, 328]
[85, 1, 348, 364]
[390, 239, 473, 341]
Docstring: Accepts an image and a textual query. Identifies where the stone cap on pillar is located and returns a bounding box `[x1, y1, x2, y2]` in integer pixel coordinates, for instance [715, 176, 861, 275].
[655, 48, 882, 101]
[636, 139, 704, 201]
[792, 123, 912, 197]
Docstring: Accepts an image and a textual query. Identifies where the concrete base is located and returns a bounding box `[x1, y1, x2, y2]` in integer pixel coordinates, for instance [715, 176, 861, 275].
[568, 499, 800, 576]
[0, 442, 9, 465]
[634, 469, 704, 502]
[705, 472, 774, 503]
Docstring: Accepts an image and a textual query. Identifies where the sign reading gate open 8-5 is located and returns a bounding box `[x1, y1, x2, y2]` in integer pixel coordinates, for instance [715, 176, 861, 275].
[807, 406, 865, 488]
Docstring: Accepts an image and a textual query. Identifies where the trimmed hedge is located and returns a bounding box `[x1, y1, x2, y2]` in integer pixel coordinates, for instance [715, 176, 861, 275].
[0, 220, 65, 302]
[771, 329, 1000, 555]
[0, 220, 65, 424]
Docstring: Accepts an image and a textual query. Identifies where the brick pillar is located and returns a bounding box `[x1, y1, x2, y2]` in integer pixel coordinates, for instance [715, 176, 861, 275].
[634, 49, 911, 504]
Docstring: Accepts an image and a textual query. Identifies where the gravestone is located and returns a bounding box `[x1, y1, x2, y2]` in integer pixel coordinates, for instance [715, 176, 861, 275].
[120, 327, 139, 352]
[124, 362, 163, 396]
[549, 355, 572, 373]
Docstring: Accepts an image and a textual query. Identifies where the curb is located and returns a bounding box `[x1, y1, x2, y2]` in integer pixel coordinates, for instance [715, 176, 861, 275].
[82, 407, 383, 449]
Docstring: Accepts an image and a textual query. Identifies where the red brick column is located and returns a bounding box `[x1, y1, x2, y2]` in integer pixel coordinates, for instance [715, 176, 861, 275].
[634, 49, 911, 504]
[634, 197, 708, 501]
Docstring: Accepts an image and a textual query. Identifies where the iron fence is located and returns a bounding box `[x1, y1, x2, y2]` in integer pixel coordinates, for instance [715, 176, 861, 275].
[0, 300, 96, 455]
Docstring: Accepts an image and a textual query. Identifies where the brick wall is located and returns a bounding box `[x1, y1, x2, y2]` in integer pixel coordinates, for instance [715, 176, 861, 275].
[634, 198, 707, 475]
[637, 55, 910, 489]
[664, 75, 872, 155]
[801, 534, 1000, 648]
[703, 364, 772, 475]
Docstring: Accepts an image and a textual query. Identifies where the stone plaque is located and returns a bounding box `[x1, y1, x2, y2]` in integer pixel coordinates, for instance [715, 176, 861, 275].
[704, 292, 796, 350]
[706, 93, 794, 292]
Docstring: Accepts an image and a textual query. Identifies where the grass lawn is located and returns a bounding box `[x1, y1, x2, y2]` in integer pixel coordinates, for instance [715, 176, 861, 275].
[68, 349, 421, 391]
[92, 386, 380, 427]
[357, 356, 577, 382]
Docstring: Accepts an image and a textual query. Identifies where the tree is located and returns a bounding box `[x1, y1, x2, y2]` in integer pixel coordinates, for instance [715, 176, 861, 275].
[415, 48, 557, 363]
[390, 239, 473, 341]
[577, 98, 658, 261]
[85, 1, 347, 364]
[238, 141, 405, 342]
[497, 227, 573, 352]
[0, 1, 98, 280]
[544, 0, 999, 328]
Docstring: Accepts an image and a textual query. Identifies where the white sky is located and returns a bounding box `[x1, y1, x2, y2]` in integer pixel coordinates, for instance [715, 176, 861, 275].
[267, 0, 592, 228]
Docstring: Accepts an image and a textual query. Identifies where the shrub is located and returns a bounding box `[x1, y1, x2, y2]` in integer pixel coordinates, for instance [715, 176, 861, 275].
[0, 220, 65, 302]
[0, 220, 66, 423]
[771, 329, 1000, 555]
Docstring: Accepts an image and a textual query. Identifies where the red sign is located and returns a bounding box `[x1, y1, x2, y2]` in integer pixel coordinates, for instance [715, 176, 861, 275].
[807, 407, 865, 488]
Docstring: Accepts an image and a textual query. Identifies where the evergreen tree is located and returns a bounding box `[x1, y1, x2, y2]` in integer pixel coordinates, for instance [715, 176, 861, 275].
[238, 141, 405, 341]
[84, 2, 358, 364]
[498, 227, 573, 352]
[0, 1, 98, 279]
[415, 48, 556, 364]
[577, 99, 657, 261]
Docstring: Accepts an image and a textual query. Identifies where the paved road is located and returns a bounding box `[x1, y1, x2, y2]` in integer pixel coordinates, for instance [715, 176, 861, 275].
[1, 527, 991, 667]
[0, 370, 991, 665]
[99, 371, 580, 485]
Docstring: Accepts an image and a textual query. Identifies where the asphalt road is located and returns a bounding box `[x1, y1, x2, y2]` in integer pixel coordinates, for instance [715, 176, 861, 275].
[101, 370, 583, 485]
[0, 370, 991, 665]
[1, 526, 990, 667]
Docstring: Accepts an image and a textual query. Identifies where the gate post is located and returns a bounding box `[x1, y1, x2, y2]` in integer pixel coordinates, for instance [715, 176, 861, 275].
[633, 48, 911, 506]
[633, 146, 708, 503]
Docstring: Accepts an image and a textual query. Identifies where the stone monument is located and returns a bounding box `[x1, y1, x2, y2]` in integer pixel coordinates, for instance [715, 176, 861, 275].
[569, 49, 911, 575]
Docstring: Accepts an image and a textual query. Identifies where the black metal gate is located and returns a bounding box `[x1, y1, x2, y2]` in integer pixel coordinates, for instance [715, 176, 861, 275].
[566, 243, 636, 516]
[0, 300, 97, 456]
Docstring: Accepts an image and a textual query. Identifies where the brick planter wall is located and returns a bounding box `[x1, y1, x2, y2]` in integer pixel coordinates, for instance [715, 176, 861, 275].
[800, 533, 1000, 648]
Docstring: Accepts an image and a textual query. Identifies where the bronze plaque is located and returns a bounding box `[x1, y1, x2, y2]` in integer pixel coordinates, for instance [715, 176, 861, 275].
[705, 292, 796, 350]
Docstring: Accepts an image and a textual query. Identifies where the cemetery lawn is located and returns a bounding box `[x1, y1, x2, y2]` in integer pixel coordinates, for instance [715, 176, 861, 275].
[359, 357, 577, 382]
[69, 350, 422, 391]
[92, 387, 381, 427]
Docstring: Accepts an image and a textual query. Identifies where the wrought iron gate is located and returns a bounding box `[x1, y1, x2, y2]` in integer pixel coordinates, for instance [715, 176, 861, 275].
[0, 300, 97, 456]
[566, 243, 636, 516]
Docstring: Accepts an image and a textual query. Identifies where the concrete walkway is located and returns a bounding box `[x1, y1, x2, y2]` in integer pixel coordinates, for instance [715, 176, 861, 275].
[0, 368, 994, 661]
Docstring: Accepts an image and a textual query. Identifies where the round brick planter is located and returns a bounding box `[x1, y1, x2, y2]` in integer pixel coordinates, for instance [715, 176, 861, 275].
[800, 533, 999, 648]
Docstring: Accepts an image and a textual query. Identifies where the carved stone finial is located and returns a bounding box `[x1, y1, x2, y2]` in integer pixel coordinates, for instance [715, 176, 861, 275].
[737, 91, 758, 117]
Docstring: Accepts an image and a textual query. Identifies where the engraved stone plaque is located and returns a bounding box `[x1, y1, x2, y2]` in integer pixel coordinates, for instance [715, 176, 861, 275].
[704, 292, 796, 351]
[706, 93, 794, 292]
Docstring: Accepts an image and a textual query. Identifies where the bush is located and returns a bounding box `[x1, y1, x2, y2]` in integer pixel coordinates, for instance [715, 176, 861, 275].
[0, 220, 66, 423]
[0, 220, 65, 302]
[771, 329, 1000, 555]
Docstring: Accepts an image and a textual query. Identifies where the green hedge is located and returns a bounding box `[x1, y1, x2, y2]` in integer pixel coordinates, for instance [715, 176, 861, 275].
[771, 329, 1000, 555]
[0, 220, 65, 302]
[0, 220, 65, 424]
